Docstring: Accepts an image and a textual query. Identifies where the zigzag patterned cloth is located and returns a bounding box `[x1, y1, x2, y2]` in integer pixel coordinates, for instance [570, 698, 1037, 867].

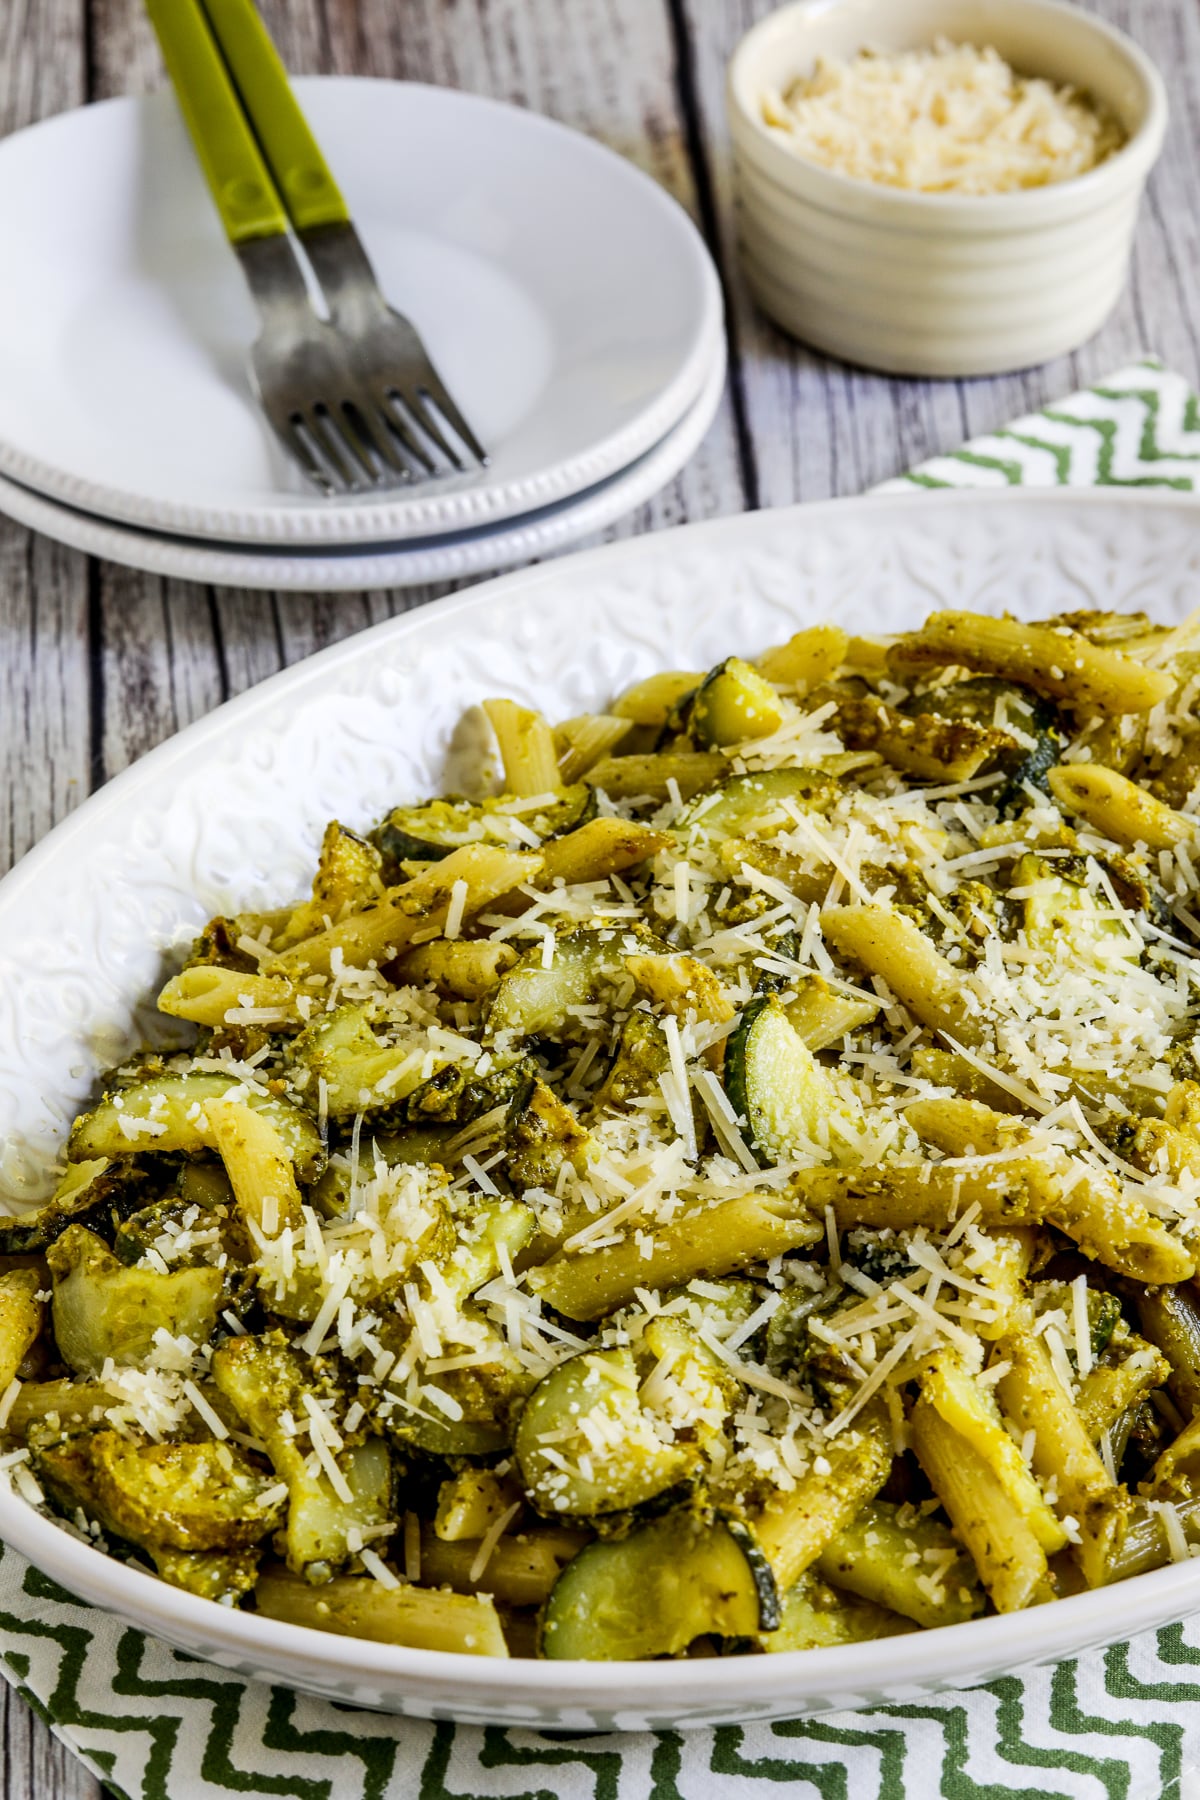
[5, 356, 1200, 1800]
[873, 357, 1200, 491]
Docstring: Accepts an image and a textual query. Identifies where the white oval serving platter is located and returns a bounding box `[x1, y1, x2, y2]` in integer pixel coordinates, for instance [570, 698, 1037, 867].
[3, 489, 1200, 1730]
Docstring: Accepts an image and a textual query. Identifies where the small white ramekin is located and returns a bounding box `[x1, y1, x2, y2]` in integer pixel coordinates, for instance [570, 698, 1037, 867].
[727, 0, 1167, 377]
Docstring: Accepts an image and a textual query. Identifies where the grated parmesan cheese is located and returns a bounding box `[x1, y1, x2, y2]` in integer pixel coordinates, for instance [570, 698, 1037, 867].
[762, 40, 1124, 195]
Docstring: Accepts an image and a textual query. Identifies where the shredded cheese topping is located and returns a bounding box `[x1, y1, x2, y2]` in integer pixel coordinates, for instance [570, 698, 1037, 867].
[762, 40, 1124, 194]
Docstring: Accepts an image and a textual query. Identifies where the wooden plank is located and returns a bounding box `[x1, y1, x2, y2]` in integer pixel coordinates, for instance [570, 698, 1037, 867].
[1, 1695, 101, 1800]
[676, 0, 1200, 503]
[0, 20, 99, 1800]
[0, 3, 92, 870]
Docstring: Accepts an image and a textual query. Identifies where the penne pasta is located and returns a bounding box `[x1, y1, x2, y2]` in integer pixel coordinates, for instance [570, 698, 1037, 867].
[821, 905, 988, 1045]
[1047, 763, 1196, 850]
[482, 699, 563, 798]
[269, 845, 540, 977]
[157, 965, 301, 1027]
[756, 625, 848, 690]
[911, 1397, 1053, 1613]
[888, 611, 1174, 714]
[994, 1324, 1126, 1588]
[754, 1405, 893, 1592]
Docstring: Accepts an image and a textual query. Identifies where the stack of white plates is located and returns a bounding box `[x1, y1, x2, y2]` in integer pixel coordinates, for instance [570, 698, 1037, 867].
[0, 79, 725, 592]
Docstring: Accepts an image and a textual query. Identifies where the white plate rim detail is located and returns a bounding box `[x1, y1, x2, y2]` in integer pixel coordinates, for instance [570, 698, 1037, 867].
[0, 343, 725, 591]
[0, 81, 724, 546]
[3, 487, 1200, 1728]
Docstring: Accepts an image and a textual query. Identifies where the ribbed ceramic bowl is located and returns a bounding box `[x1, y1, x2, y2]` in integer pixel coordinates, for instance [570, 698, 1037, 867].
[727, 0, 1167, 376]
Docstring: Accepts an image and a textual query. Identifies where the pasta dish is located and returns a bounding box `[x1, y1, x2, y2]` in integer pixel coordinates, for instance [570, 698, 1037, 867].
[3, 605, 1200, 1661]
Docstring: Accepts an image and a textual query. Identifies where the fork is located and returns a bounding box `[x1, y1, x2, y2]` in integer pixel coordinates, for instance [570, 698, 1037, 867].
[146, 0, 486, 496]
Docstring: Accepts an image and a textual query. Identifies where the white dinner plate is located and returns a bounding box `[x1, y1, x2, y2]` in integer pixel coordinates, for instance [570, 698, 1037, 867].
[3, 489, 1200, 1730]
[0, 342, 725, 590]
[0, 81, 722, 545]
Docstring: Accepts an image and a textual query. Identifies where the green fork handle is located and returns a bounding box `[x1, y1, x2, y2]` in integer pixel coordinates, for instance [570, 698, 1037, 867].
[201, 0, 351, 233]
[145, 0, 290, 243]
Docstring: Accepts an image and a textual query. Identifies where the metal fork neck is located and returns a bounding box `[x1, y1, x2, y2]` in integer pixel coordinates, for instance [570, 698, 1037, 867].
[234, 232, 317, 324]
[298, 221, 382, 326]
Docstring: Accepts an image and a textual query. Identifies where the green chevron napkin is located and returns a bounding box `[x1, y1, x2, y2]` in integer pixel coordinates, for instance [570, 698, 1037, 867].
[4, 355, 1200, 1800]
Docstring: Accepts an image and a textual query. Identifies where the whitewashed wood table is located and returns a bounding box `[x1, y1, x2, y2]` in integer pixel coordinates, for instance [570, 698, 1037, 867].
[2, 0, 1198, 1791]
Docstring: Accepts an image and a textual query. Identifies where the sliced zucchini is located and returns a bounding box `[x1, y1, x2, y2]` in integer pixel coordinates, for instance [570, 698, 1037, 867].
[374, 799, 481, 865]
[910, 678, 1063, 815]
[514, 1347, 694, 1518]
[112, 1195, 240, 1270]
[582, 750, 728, 802]
[540, 1509, 778, 1659]
[401, 1053, 525, 1128]
[372, 787, 595, 867]
[290, 1004, 448, 1119]
[832, 693, 1013, 783]
[816, 1499, 983, 1629]
[538, 785, 599, 838]
[87, 1432, 286, 1553]
[724, 996, 852, 1167]
[381, 1330, 531, 1458]
[48, 1225, 223, 1376]
[902, 675, 1032, 732]
[34, 1433, 266, 1606]
[486, 927, 634, 1040]
[759, 1570, 913, 1651]
[178, 1160, 236, 1212]
[151, 1544, 262, 1604]
[438, 1198, 537, 1305]
[68, 1074, 325, 1185]
[716, 838, 829, 908]
[676, 767, 832, 839]
[505, 1077, 589, 1189]
[688, 658, 784, 748]
[278, 822, 383, 945]
[35, 1438, 110, 1526]
[309, 1127, 457, 1217]
[592, 1011, 670, 1110]
[764, 1285, 826, 1380]
[638, 1315, 739, 1439]
[387, 1412, 508, 1458]
[1015, 853, 1139, 964]
[0, 1158, 152, 1257]
[664, 1277, 762, 1335]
